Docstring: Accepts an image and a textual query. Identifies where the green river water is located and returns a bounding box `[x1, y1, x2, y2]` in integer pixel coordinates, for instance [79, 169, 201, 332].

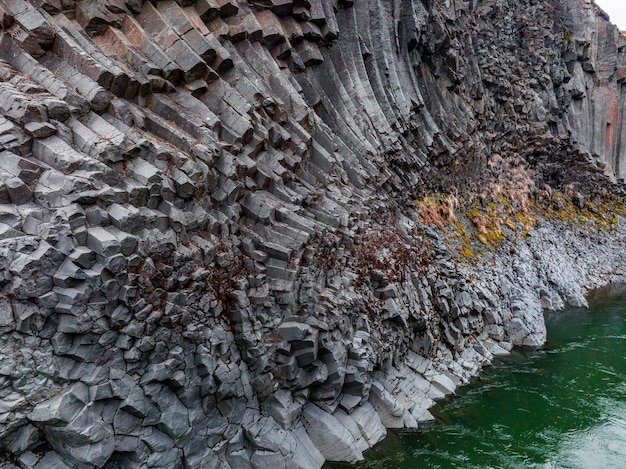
[331, 285, 626, 469]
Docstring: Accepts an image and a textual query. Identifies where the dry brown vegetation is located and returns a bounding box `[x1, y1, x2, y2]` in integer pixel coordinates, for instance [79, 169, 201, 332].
[415, 186, 625, 262]
[312, 219, 431, 289]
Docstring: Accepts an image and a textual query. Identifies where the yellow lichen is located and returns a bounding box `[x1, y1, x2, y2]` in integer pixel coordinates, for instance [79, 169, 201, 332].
[414, 189, 624, 263]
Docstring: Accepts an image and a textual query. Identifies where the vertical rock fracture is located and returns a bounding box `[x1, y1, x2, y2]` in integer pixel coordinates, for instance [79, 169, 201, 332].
[0, 0, 626, 467]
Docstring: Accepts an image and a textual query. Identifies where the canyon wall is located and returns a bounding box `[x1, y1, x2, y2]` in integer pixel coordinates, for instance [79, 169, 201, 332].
[0, 0, 626, 468]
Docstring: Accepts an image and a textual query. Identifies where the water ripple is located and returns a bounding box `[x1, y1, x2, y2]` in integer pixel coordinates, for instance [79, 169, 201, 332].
[353, 295, 626, 469]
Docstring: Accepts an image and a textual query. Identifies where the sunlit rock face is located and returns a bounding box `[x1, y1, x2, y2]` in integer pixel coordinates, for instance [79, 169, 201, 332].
[0, 1, 626, 468]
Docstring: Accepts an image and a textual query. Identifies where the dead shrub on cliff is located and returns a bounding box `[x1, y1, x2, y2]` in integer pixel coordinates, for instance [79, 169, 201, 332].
[415, 194, 459, 229]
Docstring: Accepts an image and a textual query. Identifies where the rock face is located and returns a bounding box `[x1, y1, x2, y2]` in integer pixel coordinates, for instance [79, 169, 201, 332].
[0, 0, 626, 467]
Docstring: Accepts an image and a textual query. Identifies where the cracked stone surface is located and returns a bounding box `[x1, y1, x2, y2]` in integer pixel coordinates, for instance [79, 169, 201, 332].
[1, 0, 626, 467]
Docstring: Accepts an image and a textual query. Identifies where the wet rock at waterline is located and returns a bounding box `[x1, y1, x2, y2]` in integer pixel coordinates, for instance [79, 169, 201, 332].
[1, 0, 626, 468]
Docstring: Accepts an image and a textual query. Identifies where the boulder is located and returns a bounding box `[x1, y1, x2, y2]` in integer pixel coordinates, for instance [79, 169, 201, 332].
[301, 404, 363, 462]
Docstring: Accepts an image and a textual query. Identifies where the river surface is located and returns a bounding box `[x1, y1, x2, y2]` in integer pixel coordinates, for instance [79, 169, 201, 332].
[333, 285, 626, 469]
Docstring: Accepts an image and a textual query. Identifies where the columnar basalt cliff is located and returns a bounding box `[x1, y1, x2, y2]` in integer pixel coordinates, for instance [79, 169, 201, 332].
[1, 1, 626, 468]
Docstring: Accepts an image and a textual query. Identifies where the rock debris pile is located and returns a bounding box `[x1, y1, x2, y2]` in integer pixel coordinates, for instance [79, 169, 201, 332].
[0, 0, 626, 467]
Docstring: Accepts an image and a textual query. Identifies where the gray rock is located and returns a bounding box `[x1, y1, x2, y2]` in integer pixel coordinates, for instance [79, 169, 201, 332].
[0, 297, 14, 330]
[0, 424, 41, 454]
[368, 381, 405, 429]
[430, 374, 456, 397]
[155, 388, 190, 441]
[29, 382, 88, 426]
[33, 452, 72, 469]
[1, 1, 626, 468]
[86, 227, 121, 257]
[301, 403, 363, 462]
[349, 403, 386, 447]
[24, 122, 56, 138]
[331, 409, 369, 454]
[268, 389, 301, 430]
[17, 451, 40, 469]
[290, 423, 326, 469]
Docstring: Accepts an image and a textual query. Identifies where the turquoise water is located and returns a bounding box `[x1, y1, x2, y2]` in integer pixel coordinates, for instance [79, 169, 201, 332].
[335, 286, 626, 468]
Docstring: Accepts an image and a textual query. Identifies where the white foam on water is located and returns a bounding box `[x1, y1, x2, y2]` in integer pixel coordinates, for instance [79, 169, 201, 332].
[548, 396, 626, 469]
